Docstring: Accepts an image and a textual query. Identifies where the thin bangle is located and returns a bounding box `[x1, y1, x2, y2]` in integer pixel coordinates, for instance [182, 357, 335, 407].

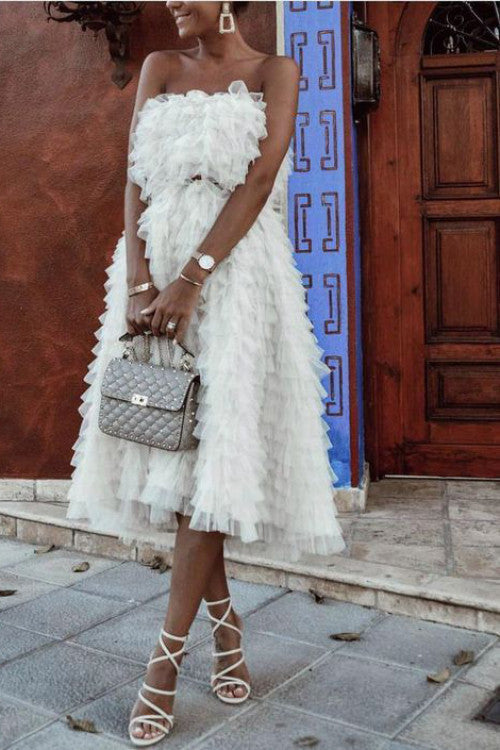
[179, 272, 203, 287]
[128, 281, 154, 297]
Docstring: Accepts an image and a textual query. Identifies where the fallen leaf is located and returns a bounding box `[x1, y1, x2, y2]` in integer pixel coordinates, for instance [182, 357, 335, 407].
[142, 554, 170, 574]
[34, 544, 57, 554]
[308, 588, 324, 604]
[329, 632, 361, 641]
[453, 649, 475, 666]
[0, 590, 17, 597]
[66, 715, 100, 733]
[427, 667, 451, 683]
[72, 561, 90, 573]
[294, 737, 319, 747]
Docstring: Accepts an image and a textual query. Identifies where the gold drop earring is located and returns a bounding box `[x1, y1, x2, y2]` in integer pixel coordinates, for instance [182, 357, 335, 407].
[219, 1, 235, 33]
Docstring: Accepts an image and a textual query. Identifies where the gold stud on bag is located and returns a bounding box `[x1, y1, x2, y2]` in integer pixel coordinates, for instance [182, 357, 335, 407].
[98, 332, 200, 451]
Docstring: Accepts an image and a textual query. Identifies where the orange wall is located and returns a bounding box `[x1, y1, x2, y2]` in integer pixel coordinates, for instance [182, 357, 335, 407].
[0, 1, 276, 478]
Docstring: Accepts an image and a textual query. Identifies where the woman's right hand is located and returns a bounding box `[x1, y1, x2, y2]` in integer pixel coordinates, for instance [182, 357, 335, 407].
[126, 285, 159, 335]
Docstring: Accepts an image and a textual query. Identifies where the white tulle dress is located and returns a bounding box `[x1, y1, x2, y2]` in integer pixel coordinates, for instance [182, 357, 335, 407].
[66, 78, 346, 563]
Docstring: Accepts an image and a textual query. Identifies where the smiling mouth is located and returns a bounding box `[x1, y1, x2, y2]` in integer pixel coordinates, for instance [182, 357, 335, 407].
[176, 13, 191, 21]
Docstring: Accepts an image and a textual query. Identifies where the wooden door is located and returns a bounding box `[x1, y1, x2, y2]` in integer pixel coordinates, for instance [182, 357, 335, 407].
[363, 2, 500, 478]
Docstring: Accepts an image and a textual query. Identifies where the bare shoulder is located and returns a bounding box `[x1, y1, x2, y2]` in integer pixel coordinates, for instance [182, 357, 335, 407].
[139, 49, 195, 90]
[261, 54, 300, 91]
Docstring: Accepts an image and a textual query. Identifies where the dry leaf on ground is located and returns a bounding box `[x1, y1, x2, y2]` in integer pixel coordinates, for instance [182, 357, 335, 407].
[329, 632, 361, 641]
[453, 649, 475, 666]
[427, 667, 451, 683]
[66, 715, 100, 733]
[72, 561, 90, 573]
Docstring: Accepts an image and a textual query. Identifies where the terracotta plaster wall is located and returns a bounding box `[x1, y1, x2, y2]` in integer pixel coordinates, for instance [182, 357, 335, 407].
[0, 2, 276, 478]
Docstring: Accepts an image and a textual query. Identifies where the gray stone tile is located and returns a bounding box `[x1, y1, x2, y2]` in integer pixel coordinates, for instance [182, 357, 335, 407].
[246, 590, 380, 648]
[349, 542, 447, 574]
[71, 560, 171, 602]
[400, 682, 500, 750]
[12, 720, 129, 749]
[0, 621, 55, 664]
[0, 587, 136, 638]
[451, 520, 500, 547]
[70, 673, 240, 746]
[181, 628, 326, 698]
[381, 743, 431, 750]
[0, 694, 55, 750]
[71, 605, 210, 664]
[0, 641, 143, 713]
[0, 479, 34, 503]
[368, 479, 446, 500]
[4, 548, 122, 587]
[449, 495, 500, 522]
[351, 518, 444, 547]
[341, 613, 495, 672]
[271, 652, 437, 735]
[0, 538, 39, 568]
[365, 494, 444, 519]
[446, 480, 500, 501]
[453, 546, 500, 579]
[460, 645, 500, 691]
[0, 569, 57, 611]
[194, 702, 389, 750]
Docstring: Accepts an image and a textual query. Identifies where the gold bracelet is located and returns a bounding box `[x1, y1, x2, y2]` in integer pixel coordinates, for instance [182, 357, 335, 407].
[180, 272, 203, 287]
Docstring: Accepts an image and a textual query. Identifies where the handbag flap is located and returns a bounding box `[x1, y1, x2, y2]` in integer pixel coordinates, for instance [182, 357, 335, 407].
[100, 356, 198, 411]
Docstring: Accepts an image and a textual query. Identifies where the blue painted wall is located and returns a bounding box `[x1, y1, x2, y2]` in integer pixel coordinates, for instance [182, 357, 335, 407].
[284, 1, 357, 487]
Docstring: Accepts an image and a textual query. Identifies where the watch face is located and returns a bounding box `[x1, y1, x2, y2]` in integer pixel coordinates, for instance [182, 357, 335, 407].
[199, 254, 215, 270]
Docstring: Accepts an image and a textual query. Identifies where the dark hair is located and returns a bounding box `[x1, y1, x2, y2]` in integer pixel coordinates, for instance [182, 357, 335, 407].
[232, 2, 249, 15]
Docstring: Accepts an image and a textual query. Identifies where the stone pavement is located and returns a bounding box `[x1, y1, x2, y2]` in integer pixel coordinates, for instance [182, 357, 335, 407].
[0, 537, 498, 750]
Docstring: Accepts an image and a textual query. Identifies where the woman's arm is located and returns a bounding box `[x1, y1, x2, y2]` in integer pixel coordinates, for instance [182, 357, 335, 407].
[180, 55, 300, 287]
[142, 56, 300, 342]
[124, 52, 166, 334]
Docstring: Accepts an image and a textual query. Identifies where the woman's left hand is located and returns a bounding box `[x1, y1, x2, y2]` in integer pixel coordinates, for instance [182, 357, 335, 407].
[140, 276, 202, 342]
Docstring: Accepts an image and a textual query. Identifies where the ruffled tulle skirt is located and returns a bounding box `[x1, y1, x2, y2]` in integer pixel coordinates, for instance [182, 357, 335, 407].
[66, 180, 346, 563]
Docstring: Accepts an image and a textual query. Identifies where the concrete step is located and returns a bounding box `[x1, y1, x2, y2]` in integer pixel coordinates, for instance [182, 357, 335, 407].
[1, 500, 499, 636]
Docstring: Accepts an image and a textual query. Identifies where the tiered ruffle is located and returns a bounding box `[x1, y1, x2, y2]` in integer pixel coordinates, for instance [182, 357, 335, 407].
[66, 80, 346, 562]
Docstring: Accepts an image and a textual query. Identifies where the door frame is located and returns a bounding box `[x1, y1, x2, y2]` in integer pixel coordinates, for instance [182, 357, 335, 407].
[361, 2, 436, 478]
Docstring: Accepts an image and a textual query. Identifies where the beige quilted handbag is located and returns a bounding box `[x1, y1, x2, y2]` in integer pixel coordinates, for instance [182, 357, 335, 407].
[98, 331, 200, 451]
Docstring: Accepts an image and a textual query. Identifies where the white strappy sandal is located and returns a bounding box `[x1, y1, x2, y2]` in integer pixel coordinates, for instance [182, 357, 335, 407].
[205, 595, 251, 704]
[128, 629, 188, 746]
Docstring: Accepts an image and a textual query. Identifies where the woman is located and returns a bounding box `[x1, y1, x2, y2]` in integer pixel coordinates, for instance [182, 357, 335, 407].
[66, 1, 346, 745]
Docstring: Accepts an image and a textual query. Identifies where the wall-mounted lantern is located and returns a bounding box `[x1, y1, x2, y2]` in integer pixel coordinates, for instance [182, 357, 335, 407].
[351, 10, 381, 122]
[44, 1, 145, 89]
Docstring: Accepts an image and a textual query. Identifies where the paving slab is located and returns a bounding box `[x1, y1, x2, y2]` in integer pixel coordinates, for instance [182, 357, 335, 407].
[246, 590, 381, 648]
[0, 569, 57, 611]
[340, 612, 495, 671]
[71, 559, 172, 602]
[270, 652, 438, 735]
[0, 641, 143, 714]
[70, 605, 210, 663]
[0, 586, 136, 638]
[459, 645, 500, 691]
[69, 673, 244, 747]
[0, 694, 55, 750]
[193, 702, 391, 750]
[0, 538, 39, 568]
[399, 682, 500, 750]
[11, 720, 130, 749]
[181, 628, 327, 698]
[3, 548, 122, 587]
[0, 621, 55, 664]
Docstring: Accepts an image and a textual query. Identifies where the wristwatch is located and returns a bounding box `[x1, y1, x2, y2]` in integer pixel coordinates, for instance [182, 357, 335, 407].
[191, 250, 216, 273]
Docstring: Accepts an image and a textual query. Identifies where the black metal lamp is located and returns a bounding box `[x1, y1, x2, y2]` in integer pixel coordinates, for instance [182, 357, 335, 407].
[44, 1, 146, 89]
[351, 10, 381, 122]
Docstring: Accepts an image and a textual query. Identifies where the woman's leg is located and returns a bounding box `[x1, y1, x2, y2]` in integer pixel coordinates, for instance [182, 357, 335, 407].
[202, 545, 251, 701]
[129, 513, 224, 741]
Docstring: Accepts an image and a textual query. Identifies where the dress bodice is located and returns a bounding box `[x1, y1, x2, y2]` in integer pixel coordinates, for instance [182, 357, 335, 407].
[127, 78, 293, 213]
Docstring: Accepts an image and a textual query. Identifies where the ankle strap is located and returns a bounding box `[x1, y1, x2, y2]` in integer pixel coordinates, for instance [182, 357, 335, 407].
[205, 595, 232, 607]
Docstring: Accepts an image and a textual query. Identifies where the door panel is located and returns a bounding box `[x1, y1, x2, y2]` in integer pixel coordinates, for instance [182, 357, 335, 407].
[364, 2, 500, 478]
